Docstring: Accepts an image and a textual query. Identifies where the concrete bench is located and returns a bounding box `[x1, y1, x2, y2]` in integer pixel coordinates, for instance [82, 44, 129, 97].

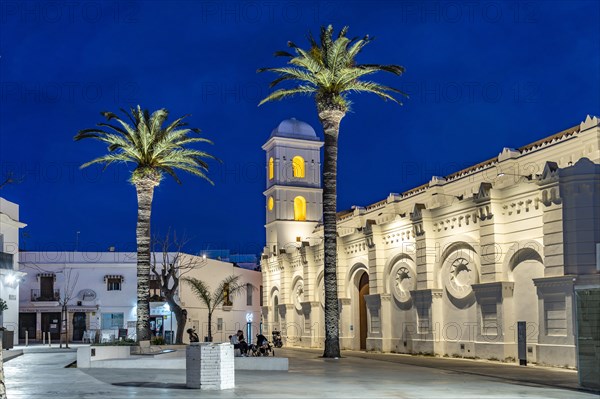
[235, 356, 288, 371]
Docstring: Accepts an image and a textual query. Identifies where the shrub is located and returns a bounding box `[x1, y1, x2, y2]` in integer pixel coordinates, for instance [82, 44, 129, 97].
[151, 336, 166, 345]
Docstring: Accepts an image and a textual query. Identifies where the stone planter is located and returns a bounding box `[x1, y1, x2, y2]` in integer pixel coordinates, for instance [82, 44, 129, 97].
[186, 342, 235, 390]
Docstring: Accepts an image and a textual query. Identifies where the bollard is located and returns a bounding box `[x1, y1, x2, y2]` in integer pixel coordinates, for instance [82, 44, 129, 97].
[25, 330, 28, 347]
[48, 332, 51, 347]
[43, 331, 46, 345]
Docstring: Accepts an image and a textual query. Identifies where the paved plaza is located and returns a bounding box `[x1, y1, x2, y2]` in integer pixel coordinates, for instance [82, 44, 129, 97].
[2, 345, 598, 398]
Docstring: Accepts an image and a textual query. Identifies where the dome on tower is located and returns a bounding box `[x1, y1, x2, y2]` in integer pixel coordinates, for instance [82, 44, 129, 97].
[270, 118, 319, 141]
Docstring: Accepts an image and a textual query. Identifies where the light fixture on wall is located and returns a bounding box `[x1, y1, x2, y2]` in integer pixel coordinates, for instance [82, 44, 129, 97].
[4, 273, 17, 285]
[497, 172, 533, 180]
[2, 271, 24, 287]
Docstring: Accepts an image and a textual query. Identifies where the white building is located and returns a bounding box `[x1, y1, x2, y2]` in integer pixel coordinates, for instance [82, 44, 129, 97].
[261, 116, 600, 368]
[0, 197, 26, 333]
[18, 252, 262, 343]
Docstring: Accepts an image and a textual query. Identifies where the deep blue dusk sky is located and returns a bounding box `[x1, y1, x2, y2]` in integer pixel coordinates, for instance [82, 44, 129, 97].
[1, 1, 599, 256]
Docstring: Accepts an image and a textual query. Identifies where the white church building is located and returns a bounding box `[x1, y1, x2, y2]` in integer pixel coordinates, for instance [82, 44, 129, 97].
[260, 116, 600, 369]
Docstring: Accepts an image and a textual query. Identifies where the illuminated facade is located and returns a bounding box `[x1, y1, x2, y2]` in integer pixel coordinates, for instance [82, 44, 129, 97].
[261, 115, 600, 368]
[0, 197, 26, 335]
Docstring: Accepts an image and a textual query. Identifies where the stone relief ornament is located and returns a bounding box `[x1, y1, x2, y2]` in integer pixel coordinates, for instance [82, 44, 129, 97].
[391, 261, 416, 302]
[318, 277, 325, 307]
[294, 280, 304, 311]
[442, 255, 479, 299]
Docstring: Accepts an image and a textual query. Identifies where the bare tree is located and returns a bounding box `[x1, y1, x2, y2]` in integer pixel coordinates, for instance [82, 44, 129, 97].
[0, 172, 22, 191]
[151, 231, 205, 344]
[58, 269, 79, 349]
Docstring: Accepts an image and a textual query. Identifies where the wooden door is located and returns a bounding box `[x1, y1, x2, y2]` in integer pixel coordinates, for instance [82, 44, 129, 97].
[19, 313, 36, 341]
[72, 312, 86, 341]
[359, 273, 370, 350]
[40, 276, 54, 299]
[41, 312, 61, 340]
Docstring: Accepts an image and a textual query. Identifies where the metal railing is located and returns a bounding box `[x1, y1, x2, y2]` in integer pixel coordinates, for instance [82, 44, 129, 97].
[31, 289, 60, 302]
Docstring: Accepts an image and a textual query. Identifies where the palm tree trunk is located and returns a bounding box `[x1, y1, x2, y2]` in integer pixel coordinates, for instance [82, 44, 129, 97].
[0, 337, 6, 399]
[207, 311, 213, 342]
[319, 109, 345, 358]
[135, 180, 156, 342]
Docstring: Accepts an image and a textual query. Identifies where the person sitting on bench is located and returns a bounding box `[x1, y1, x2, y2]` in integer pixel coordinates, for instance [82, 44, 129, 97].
[231, 330, 248, 356]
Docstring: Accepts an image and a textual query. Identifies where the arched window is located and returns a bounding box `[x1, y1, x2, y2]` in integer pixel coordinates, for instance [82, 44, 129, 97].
[268, 157, 274, 180]
[292, 156, 305, 178]
[294, 196, 307, 221]
[267, 196, 274, 211]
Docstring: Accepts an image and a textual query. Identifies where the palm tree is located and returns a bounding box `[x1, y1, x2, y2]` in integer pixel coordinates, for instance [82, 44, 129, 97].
[183, 275, 246, 342]
[75, 106, 216, 341]
[258, 25, 407, 358]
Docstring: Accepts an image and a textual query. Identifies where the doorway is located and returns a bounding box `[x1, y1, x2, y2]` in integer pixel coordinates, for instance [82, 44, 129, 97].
[72, 312, 86, 341]
[150, 316, 164, 338]
[41, 312, 61, 340]
[40, 276, 55, 300]
[19, 313, 36, 341]
[575, 288, 600, 389]
[359, 272, 369, 350]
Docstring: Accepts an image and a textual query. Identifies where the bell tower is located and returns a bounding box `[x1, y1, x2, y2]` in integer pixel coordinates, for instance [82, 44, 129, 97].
[262, 118, 323, 255]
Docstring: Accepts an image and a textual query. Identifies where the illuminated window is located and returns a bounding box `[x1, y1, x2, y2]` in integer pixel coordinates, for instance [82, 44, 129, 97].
[292, 156, 305, 178]
[294, 196, 307, 221]
[268, 157, 274, 180]
[268, 196, 274, 211]
[247, 283, 253, 306]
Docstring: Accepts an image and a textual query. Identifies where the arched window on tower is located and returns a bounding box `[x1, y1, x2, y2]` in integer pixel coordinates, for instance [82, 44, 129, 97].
[294, 196, 307, 221]
[292, 156, 305, 178]
[269, 157, 274, 180]
[267, 196, 274, 212]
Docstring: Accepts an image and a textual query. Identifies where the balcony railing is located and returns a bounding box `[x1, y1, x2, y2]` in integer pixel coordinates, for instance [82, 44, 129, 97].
[0, 252, 14, 270]
[31, 289, 60, 302]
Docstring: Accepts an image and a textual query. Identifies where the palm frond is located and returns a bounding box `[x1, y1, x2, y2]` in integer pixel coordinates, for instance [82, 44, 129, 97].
[183, 277, 213, 309]
[212, 275, 245, 307]
[258, 86, 316, 106]
[75, 106, 217, 186]
[258, 25, 407, 112]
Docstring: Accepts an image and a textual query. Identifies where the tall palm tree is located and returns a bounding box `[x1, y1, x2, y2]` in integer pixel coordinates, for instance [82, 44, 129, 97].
[183, 275, 246, 342]
[75, 106, 216, 341]
[259, 25, 407, 357]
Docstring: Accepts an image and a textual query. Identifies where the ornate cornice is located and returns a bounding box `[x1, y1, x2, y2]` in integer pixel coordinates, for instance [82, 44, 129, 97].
[472, 281, 514, 298]
[533, 275, 575, 288]
[410, 288, 443, 301]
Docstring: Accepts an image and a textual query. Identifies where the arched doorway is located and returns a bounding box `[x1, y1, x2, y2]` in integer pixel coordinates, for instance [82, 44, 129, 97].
[358, 272, 370, 350]
[510, 249, 544, 346]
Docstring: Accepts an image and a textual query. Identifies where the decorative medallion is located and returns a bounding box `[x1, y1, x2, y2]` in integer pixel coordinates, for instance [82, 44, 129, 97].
[391, 261, 416, 302]
[318, 277, 325, 307]
[442, 254, 479, 299]
[293, 280, 304, 311]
